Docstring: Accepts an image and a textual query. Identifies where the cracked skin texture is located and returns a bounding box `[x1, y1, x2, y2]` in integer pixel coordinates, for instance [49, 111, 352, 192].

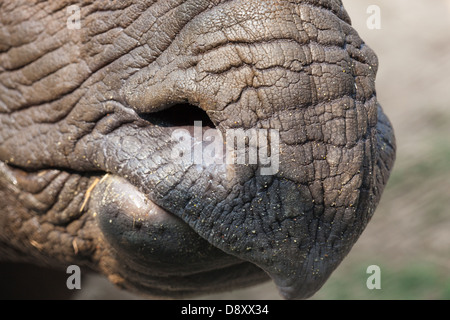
[0, 0, 395, 299]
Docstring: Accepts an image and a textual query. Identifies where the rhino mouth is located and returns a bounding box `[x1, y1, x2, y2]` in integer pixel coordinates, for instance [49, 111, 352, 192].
[77, 100, 332, 300]
[84, 105, 281, 298]
[140, 103, 216, 129]
[80, 100, 395, 300]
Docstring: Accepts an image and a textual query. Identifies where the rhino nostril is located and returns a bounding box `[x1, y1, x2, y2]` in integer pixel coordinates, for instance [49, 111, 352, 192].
[140, 103, 215, 129]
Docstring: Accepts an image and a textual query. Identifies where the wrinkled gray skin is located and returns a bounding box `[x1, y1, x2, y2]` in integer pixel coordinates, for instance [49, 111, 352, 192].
[0, 0, 395, 299]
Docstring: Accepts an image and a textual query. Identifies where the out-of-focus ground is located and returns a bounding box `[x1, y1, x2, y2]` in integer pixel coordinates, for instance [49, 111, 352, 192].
[72, 0, 450, 300]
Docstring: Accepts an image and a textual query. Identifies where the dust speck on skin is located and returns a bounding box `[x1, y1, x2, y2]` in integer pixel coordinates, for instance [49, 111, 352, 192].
[72, 239, 79, 254]
[30, 240, 43, 250]
[79, 177, 100, 212]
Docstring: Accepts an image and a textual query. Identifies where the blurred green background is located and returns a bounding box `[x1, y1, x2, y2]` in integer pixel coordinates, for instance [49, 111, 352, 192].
[74, 0, 450, 300]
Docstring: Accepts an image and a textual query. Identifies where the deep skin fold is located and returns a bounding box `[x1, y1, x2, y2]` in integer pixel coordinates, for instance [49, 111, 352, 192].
[0, 0, 395, 299]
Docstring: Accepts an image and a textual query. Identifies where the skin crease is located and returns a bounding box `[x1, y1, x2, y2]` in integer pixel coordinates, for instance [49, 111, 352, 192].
[0, 0, 395, 299]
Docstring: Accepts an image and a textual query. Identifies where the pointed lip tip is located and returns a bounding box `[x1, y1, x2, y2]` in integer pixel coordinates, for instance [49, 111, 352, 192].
[272, 274, 318, 300]
[277, 284, 316, 300]
[277, 284, 302, 300]
[271, 275, 302, 300]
